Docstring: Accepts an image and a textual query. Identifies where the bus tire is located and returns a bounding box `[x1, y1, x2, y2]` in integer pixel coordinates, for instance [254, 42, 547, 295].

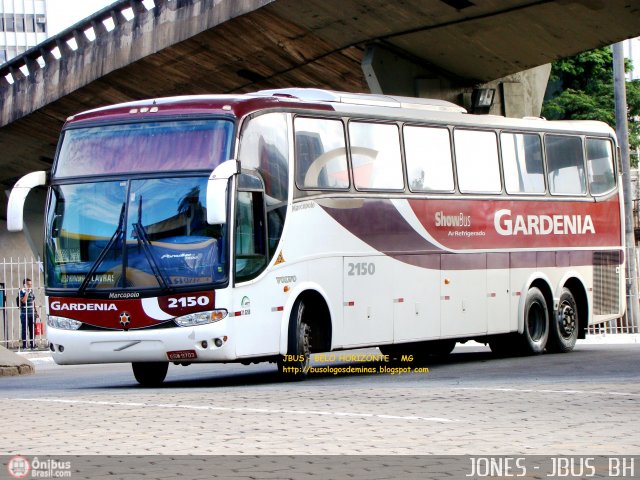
[547, 287, 578, 353]
[277, 298, 311, 380]
[519, 287, 549, 354]
[132, 362, 168, 386]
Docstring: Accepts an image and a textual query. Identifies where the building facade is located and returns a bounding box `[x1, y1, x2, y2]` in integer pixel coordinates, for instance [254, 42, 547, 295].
[0, 0, 47, 65]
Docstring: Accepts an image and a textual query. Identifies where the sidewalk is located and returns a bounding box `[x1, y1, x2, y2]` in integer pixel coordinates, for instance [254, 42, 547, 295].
[579, 333, 640, 344]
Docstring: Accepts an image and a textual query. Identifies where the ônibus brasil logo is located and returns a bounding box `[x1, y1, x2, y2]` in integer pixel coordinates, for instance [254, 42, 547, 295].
[7, 456, 72, 478]
[7, 456, 29, 478]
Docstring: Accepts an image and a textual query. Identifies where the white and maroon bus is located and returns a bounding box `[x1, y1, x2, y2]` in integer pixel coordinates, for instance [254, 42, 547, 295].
[7, 88, 624, 385]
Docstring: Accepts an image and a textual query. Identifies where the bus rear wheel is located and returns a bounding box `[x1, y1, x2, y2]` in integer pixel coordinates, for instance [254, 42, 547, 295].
[132, 362, 169, 386]
[277, 298, 311, 380]
[546, 287, 578, 353]
[519, 287, 549, 354]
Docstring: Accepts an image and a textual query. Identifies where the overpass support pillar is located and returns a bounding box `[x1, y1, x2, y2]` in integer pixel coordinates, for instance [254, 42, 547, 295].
[362, 44, 551, 118]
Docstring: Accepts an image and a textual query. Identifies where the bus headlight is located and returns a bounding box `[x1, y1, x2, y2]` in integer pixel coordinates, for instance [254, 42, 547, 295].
[47, 315, 83, 330]
[174, 309, 228, 327]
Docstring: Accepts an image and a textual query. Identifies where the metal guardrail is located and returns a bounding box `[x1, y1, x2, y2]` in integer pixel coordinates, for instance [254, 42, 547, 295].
[0, 257, 46, 351]
[588, 320, 639, 334]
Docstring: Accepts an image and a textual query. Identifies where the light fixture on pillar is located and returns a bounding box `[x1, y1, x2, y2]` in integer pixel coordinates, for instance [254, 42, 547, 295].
[471, 87, 495, 114]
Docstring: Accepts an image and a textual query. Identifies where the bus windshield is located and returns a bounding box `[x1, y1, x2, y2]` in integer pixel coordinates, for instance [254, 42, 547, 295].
[54, 119, 233, 177]
[46, 177, 227, 291]
[46, 119, 234, 291]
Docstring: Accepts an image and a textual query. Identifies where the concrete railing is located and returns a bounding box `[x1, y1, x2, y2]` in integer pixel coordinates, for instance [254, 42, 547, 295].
[0, 0, 273, 127]
[0, 0, 156, 88]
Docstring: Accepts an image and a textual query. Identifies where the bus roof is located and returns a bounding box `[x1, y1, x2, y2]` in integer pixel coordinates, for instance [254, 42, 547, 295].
[65, 88, 616, 138]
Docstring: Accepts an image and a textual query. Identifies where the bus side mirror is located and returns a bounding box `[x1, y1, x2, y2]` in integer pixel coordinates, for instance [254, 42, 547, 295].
[206, 160, 240, 225]
[7, 171, 47, 232]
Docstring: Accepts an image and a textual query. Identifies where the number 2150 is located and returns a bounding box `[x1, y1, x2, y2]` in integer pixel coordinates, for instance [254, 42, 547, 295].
[347, 262, 376, 276]
[167, 296, 210, 308]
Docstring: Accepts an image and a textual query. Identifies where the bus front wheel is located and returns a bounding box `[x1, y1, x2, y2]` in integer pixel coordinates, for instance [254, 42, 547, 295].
[277, 298, 311, 380]
[132, 362, 169, 386]
[546, 287, 578, 353]
[519, 287, 549, 354]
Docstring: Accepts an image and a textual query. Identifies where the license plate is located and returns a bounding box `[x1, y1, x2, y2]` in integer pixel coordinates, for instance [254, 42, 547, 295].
[167, 350, 197, 360]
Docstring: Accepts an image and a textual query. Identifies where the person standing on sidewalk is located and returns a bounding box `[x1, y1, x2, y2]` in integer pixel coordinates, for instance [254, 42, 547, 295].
[19, 278, 38, 350]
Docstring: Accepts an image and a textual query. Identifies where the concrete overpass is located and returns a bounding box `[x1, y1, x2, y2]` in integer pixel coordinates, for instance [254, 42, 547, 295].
[2, 0, 640, 209]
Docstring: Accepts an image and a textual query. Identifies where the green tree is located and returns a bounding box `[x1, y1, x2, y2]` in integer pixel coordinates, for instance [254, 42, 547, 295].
[543, 47, 640, 166]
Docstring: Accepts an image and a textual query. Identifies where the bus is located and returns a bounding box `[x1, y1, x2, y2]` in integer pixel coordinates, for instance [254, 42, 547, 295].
[7, 88, 624, 385]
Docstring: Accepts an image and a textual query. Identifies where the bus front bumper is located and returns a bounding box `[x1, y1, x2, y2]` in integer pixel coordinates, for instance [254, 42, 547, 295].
[46, 319, 236, 365]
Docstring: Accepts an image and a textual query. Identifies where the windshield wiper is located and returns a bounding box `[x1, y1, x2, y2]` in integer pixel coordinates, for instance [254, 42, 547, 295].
[78, 203, 126, 295]
[132, 196, 170, 290]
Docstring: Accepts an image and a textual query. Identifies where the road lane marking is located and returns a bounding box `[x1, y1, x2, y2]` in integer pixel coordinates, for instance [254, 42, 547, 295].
[4, 397, 456, 423]
[451, 387, 640, 397]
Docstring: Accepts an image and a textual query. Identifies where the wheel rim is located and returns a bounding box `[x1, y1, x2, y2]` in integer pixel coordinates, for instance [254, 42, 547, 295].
[527, 300, 546, 341]
[557, 300, 577, 339]
[297, 319, 311, 371]
[301, 323, 311, 359]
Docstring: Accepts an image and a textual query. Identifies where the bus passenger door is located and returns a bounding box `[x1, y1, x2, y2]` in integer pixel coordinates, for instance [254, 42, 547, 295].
[233, 189, 279, 357]
[342, 256, 394, 347]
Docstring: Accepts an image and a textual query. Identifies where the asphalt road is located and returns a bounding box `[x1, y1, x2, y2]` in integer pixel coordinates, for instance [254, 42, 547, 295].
[1, 341, 639, 457]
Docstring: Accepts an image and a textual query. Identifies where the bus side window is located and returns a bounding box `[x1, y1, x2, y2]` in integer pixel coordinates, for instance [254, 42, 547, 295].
[404, 125, 454, 192]
[238, 112, 289, 263]
[296, 131, 327, 187]
[235, 190, 267, 282]
[294, 117, 349, 190]
[501, 132, 545, 194]
[454, 129, 501, 193]
[546, 135, 586, 195]
[586, 138, 616, 196]
[349, 121, 404, 191]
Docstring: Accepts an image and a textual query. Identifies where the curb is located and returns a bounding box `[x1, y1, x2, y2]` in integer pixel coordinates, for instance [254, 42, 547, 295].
[0, 364, 35, 377]
[0, 345, 36, 377]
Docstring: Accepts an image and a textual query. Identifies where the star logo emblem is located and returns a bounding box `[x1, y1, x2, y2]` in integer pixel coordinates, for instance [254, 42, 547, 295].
[119, 311, 131, 329]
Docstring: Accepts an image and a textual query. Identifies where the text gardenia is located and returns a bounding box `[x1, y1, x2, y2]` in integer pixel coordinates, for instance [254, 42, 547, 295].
[494, 209, 596, 236]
